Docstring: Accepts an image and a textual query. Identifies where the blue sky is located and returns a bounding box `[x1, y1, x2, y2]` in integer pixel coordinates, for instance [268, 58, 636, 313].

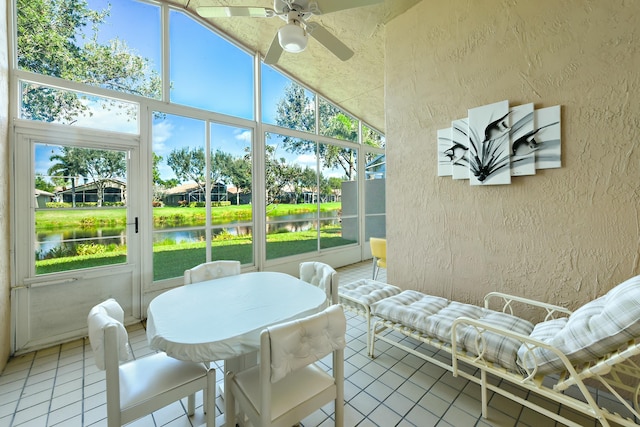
[35, 0, 334, 182]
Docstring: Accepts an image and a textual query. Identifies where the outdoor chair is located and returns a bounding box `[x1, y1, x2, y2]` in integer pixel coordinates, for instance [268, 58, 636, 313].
[299, 261, 339, 305]
[225, 304, 346, 427]
[369, 237, 386, 280]
[184, 260, 241, 284]
[87, 298, 215, 427]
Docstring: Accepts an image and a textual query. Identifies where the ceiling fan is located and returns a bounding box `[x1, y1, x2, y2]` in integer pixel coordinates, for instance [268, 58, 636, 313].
[196, 0, 384, 65]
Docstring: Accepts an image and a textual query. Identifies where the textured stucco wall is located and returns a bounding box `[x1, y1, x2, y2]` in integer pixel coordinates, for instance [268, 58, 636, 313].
[0, 0, 10, 372]
[385, 0, 640, 314]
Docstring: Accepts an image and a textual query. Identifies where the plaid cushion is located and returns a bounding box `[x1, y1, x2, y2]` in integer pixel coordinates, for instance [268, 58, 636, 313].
[370, 290, 449, 327]
[371, 291, 533, 371]
[457, 311, 534, 371]
[518, 275, 640, 375]
[339, 279, 402, 306]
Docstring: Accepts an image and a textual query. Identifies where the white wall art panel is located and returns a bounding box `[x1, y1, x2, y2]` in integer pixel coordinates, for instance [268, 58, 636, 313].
[509, 103, 536, 176]
[450, 118, 470, 180]
[534, 105, 562, 169]
[437, 127, 453, 177]
[468, 100, 511, 185]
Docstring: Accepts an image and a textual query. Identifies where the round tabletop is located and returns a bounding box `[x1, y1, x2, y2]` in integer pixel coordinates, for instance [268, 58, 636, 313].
[146, 271, 327, 362]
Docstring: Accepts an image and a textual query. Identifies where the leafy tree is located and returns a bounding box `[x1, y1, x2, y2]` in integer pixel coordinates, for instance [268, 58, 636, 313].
[79, 149, 127, 206]
[48, 147, 88, 207]
[35, 174, 56, 193]
[47, 146, 125, 206]
[265, 145, 293, 204]
[166, 148, 254, 205]
[152, 153, 164, 187]
[152, 153, 178, 189]
[274, 83, 383, 180]
[222, 152, 252, 205]
[17, 0, 161, 123]
[166, 147, 206, 195]
[211, 150, 234, 185]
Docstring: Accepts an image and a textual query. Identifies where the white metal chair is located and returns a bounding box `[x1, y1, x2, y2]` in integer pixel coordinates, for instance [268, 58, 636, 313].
[184, 260, 241, 284]
[369, 237, 387, 280]
[87, 299, 216, 427]
[225, 304, 346, 427]
[299, 261, 339, 305]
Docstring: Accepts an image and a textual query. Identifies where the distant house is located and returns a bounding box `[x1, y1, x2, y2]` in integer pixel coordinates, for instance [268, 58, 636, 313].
[56, 178, 126, 205]
[34, 189, 55, 208]
[226, 186, 252, 205]
[161, 182, 230, 206]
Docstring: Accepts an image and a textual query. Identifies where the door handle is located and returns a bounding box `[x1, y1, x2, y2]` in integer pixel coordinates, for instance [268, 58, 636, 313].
[127, 217, 139, 233]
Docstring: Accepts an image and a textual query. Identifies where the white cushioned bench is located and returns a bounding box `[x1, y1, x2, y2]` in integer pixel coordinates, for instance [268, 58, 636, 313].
[371, 290, 534, 371]
[368, 276, 640, 427]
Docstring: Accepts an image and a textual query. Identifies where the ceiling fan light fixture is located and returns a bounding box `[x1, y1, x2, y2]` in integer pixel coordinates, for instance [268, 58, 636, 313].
[278, 23, 308, 53]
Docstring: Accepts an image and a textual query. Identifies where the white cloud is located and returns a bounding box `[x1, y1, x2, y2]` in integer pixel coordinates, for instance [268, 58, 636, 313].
[235, 129, 252, 142]
[295, 154, 316, 167]
[72, 98, 139, 134]
[152, 121, 174, 153]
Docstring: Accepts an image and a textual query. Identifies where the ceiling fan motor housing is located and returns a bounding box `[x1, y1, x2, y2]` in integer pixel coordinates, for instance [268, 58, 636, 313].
[273, 0, 318, 17]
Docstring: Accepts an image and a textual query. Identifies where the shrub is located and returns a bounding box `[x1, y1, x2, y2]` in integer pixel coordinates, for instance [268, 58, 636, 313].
[76, 243, 106, 255]
[214, 230, 234, 241]
[45, 202, 72, 208]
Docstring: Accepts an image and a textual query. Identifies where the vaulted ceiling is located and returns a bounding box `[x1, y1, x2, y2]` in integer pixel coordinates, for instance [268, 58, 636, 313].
[166, 0, 422, 133]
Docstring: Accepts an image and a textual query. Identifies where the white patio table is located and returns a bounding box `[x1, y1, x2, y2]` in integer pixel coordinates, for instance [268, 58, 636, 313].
[146, 271, 327, 425]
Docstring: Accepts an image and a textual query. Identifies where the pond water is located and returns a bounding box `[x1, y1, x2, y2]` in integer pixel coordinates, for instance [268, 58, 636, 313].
[35, 212, 341, 258]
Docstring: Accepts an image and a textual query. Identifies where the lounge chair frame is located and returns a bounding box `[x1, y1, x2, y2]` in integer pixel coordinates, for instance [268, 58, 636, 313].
[371, 291, 640, 427]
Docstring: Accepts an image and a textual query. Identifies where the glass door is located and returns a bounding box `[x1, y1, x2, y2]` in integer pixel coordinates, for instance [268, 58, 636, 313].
[12, 127, 140, 353]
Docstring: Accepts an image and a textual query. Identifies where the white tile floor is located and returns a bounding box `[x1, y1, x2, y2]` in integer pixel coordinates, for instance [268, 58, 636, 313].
[0, 261, 626, 426]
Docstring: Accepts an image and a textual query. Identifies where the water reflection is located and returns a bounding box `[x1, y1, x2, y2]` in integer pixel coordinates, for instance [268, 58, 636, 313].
[36, 216, 340, 258]
[36, 228, 126, 259]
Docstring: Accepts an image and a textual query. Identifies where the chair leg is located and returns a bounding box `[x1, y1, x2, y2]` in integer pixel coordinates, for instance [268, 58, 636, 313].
[205, 369, 216, 427]
[372, 257, 378, 280]
[335, 397, 344, 427]
[187, 393, 195, 416]
[225, 371, 236, 427]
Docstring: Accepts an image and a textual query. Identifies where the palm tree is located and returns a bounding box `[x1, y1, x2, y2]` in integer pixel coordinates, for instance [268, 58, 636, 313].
[48, 147, 86, 207]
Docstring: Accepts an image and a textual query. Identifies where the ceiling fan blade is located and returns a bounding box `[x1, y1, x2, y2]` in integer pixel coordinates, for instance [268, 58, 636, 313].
[306, 22, 353, 61]
[313, 0, 384, 15]
[196, 6, 271, 18]
[264, 33, 284, 65]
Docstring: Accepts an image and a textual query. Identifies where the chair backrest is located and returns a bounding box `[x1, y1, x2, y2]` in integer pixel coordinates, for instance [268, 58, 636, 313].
[370, 237, 386, 261]
[184, 260, 241, 284]
[87, 298, 132, 424]
[260, 304, 346, 421]
[87, 298, 131, 371]
[299, 261, 339, 305]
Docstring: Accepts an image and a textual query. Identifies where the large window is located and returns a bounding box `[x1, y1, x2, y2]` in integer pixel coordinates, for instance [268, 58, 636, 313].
[20, 81, 139, 133]
[261, 65, 316, 133]
[14, 0, 385, 283]
[209, 123, 253, 265]
[170, 10, 254, 119]
[265, 133, 319, 259]
[319, 98, 358, 143]
[152, 113, 207, 281]
[17, 0, 162, 99]
[319, 143, 358, 249]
